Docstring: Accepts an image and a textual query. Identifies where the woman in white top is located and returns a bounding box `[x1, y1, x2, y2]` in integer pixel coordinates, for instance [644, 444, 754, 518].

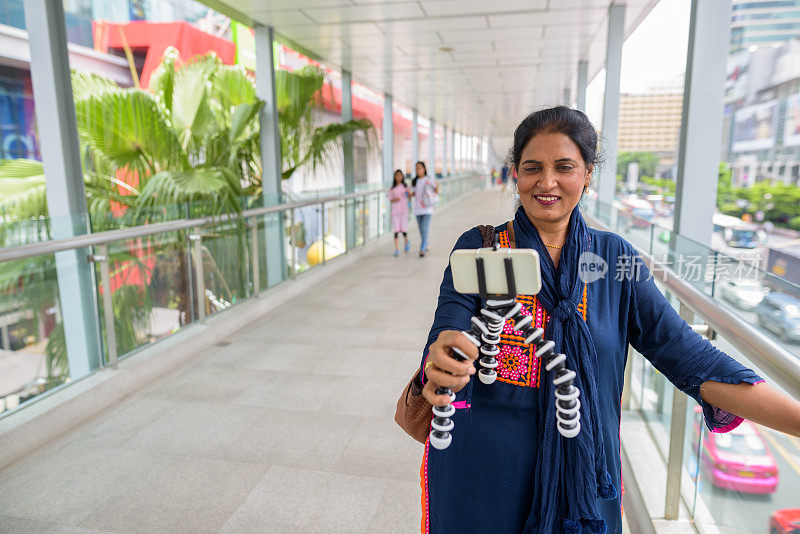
[411, 161, 439, 257]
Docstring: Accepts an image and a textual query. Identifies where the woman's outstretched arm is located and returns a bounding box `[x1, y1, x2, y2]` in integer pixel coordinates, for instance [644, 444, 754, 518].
[700, 380, 800, 438]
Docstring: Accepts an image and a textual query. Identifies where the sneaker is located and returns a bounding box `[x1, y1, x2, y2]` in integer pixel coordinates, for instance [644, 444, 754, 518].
[404, 242, 410, 252]
[394, 250, 400, 257]
[419, 251, 425, 257]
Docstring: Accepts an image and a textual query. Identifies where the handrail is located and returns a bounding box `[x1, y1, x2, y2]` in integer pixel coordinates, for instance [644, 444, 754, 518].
[0, 174, 470, 263]
[584, 211, 800, 400]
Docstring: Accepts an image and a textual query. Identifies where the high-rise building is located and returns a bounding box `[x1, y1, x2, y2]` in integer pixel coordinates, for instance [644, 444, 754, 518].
[617, 76, 684, 175]
[731, 0, 800, 52]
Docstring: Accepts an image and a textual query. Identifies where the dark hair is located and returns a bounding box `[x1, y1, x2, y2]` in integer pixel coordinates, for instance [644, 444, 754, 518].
[392, 169, 406, 187]
[508, 106, 599, 170]
[412, 160, 427, 187]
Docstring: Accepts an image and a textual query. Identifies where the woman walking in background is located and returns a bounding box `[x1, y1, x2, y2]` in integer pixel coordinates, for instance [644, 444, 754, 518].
[411, 161, 438, 257]
[388, 169, 411, 256]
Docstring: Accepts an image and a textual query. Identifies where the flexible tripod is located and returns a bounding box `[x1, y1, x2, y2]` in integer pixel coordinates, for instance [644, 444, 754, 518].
[429, 236, 582, 450]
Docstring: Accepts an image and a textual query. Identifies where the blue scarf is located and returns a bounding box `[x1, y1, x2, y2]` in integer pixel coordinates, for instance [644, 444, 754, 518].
[513, 205, 617, 533]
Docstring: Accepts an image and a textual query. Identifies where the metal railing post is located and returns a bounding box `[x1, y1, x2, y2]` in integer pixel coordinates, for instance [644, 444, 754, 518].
[249, 218, 260, 296]
[320, 201, 326, 265]
[289, 209, 296, 277]
[91, 245, 117, 369]
[621, 344, 634, 410]
[189, 228, 206, 323]
[362, 197, 367, 245]
[664, 302, 693, 520]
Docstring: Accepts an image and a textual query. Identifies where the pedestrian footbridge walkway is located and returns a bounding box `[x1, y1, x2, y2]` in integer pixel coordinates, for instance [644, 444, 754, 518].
[0, 189, 524, 533]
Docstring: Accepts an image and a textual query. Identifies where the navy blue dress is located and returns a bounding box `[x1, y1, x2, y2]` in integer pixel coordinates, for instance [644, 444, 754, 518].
[418, 216, 763, 534]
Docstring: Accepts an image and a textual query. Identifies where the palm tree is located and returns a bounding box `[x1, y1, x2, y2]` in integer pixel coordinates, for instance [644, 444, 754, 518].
[0, 46, 375, 387]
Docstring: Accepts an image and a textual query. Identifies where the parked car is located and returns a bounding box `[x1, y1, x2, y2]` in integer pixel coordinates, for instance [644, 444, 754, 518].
[720, 279, 769, 310]
[693, 407, 778, 494]
[769, 509, 800, 534]
[619, 197, 655, 230]
[756, 292, 800, 343]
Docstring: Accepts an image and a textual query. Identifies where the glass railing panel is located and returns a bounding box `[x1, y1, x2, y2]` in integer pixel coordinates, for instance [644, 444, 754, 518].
[0, 252, 67, 415]
[95, 228, 193, 364]
[195, 219, 251, 318]
[285, 204, 314, 275]
[0, 175, 483, 414]
[368, 193, 380, 242]
[328, 200, 347, 259]
[690, 394, 796, 533]
[354, 197, 366, 248]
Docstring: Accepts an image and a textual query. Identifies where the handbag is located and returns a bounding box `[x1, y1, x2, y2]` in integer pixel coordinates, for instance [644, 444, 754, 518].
[421, 179, 440, 207]
[394, 222, 515, 443]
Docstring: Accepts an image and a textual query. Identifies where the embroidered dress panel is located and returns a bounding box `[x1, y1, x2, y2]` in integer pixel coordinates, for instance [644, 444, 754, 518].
[494, 230, 586, 388]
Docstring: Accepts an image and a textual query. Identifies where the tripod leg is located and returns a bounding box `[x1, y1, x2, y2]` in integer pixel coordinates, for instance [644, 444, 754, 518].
[429, 346, 469, 450]
[507, 308, 582, 438]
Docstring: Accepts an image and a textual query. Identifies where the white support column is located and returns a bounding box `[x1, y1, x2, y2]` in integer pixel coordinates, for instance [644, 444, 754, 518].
[442, 126, 446, 176]
[471, 136, 477, 170]
[577, 60, 588, 112]
[342, 70, 354, 192]
[451, 129, 456, 173]
[383, 94, 394, 182]
[342, 69, 356, 249]
[673, 0, 733, 249]
[598, 4, 625, 207]
[462, 134, 467, 171]
[255, 25, 286, 286]
[23, 0, 103, 377]
[454, 132, 460, 171]
[412, 108, 419, 168]
[429, 119, 436, 176]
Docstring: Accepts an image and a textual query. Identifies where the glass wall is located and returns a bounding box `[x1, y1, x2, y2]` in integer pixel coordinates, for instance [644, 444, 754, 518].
[0, 13, 66, 415]
[589, 199, 800, 534]
[0, 1, 477, 417]
[417, 115, 430, 173]
[393, 102, 413, 177]
[434, 124, 444, 176]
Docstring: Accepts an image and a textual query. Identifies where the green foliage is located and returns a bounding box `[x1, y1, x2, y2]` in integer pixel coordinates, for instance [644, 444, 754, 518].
[716, 162, 800, 228]
[639, 176, 675, 195]
[716, 162, 732, 209]
[102, 284, 153, 357]
[790, 216, 800, 231]
[45, 322, 68, 379]
[0, 159, 47, 219]
[0, 45, 376, 390]
[617, 151, 659, 178]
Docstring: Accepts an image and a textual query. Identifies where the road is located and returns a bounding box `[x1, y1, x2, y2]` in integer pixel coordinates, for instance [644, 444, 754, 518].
[611, 212, 800, 533]
[687, 421, 800, 534]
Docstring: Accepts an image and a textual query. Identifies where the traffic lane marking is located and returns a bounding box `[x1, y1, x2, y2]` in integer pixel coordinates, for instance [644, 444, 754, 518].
[761, 426, 800, 479]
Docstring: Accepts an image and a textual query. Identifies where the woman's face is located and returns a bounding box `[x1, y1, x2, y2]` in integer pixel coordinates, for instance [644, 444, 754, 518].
[394, 172, 403, 185]
[416, 163, 425, 176]
[515, 132, 592, 227]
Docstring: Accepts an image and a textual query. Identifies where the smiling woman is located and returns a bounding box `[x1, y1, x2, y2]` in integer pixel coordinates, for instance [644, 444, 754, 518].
[511, 108, 597, 268]
[406, 106, 800, 534]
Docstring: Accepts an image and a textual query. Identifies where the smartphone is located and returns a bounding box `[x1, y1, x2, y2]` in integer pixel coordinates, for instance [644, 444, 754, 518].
[450, 248, 542, 295]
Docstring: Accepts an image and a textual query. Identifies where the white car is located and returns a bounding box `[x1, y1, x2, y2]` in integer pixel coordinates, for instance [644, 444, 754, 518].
[720, 279, 769, 310]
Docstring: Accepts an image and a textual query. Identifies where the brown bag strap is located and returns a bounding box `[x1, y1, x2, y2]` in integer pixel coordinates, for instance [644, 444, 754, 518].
[477, 223, 515, 248]
[477, 225, 495, 247]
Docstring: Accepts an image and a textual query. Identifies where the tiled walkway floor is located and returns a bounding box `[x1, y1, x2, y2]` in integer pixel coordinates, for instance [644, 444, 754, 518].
[0, 188, 517, 533]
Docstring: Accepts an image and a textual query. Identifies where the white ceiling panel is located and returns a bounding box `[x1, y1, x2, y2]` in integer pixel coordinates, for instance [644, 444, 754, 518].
[243, 0, 350, 9]
[438, 27, 546, 45]
[276, 22, 384, 41]
[217, 0, 660, 137]
[421, 0, 548, 17]
[376, 16, 490, 34]
[303, 3, 425, 24]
